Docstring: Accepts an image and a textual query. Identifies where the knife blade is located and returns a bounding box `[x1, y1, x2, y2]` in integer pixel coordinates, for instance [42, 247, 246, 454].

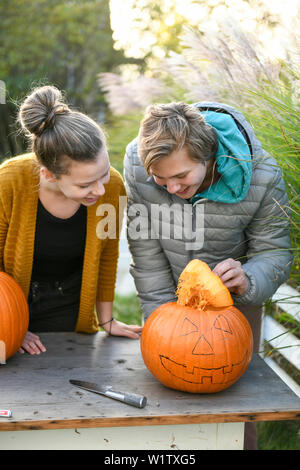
[70, 380, 147, 408]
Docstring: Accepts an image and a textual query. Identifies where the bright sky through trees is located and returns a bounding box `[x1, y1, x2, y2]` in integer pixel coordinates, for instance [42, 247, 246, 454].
[109, 0, 300, 59]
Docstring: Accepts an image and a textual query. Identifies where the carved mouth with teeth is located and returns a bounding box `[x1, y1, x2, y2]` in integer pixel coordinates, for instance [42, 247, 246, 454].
[159, 351, 250, 385]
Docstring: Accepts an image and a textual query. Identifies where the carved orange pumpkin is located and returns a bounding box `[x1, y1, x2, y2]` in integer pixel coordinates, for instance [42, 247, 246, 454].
[0, 272, 29, 361]
[141, 260, 253, 393]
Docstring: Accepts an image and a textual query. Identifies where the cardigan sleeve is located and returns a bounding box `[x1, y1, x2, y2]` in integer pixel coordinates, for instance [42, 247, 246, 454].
[96, 239, 119, 302]
[0, 176, 9, 272]
[0, 196, 8, 272]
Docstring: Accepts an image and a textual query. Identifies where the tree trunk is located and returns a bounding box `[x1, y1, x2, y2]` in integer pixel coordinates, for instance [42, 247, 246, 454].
[0, 104, 26, 161]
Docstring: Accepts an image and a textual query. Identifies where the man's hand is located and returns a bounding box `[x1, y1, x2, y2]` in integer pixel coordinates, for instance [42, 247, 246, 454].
[18, 331, 47, 355]
[212, 258, 249, 296]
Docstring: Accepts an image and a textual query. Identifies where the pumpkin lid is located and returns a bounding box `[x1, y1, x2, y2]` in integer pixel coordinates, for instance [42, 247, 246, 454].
[176, 259, 233, 310]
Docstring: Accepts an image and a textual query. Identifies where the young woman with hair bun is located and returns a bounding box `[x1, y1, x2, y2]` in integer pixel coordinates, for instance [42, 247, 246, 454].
[0, 85, 142, 355]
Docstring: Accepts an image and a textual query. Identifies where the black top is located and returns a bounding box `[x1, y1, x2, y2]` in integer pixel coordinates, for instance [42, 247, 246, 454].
[28, 200, 87, 332]
[31, 199, 87, 282]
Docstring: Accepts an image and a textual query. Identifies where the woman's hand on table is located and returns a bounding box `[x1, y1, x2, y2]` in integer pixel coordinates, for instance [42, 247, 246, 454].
[101, 319, 143, 339]
[97, 301, 142, 339]
[18, 331, 47, 355]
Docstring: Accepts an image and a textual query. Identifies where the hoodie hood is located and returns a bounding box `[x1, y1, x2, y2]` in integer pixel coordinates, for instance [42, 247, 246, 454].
[191, 110, 252, 204]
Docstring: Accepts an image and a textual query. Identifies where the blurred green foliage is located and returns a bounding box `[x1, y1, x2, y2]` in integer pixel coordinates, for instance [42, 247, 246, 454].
[104, 112, 143, 174]
[257, 420, 300, 450]
[113, 293, 143, 326]
[0, 0, 133, 159]
[241, 88, 300, 285]
[0, 0, 125, 109]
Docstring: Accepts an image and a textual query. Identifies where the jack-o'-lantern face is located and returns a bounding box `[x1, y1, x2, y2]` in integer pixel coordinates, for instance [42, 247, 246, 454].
[141, 303, 253, 393]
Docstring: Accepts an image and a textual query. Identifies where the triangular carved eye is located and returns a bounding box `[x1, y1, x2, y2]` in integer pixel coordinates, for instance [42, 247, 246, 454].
[214, 314, 233, 334]
[180, 317, 198, 336]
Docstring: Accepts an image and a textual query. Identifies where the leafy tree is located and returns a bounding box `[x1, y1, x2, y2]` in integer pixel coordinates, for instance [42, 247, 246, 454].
[128, 0, 186, 60]
[0, 0, 130, 158]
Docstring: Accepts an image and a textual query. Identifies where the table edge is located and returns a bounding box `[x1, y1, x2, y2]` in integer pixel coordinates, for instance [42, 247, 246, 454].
[1, 410, 299, 431]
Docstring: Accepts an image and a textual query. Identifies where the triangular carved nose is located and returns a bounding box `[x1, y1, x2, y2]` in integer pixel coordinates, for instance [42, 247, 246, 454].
[192, 334, 214, 355]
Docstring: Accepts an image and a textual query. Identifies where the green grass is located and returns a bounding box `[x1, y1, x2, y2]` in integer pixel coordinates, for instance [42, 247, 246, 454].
[104, 112, 142, 175]
[113, 293, 143, 326]
[257, 420, 300, 450]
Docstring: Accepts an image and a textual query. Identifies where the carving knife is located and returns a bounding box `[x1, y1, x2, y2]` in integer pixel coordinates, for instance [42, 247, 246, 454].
[69, 379, 147, 408]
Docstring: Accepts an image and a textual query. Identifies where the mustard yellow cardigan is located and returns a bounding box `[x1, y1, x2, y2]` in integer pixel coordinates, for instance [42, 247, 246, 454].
[0, 153, 126, 333]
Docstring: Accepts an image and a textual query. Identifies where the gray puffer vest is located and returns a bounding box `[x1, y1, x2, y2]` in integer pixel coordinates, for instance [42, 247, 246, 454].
[123, 101, 293, 320]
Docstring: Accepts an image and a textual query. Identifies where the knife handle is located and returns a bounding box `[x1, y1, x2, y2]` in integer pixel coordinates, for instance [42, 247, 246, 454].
[105, 390, 147, 408]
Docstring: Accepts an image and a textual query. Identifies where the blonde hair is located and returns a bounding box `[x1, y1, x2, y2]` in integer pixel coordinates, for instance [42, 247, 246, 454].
[18, 85, 107, 176]
[137, 102, 218, 174]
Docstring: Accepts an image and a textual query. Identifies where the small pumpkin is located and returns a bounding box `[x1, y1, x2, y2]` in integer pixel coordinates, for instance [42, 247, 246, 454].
[141, 260, 253, 393]
[0, 272, 29, 361]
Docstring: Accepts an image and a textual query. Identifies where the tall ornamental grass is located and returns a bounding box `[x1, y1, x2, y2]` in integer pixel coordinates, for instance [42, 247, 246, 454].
[242, 89, 300, 285]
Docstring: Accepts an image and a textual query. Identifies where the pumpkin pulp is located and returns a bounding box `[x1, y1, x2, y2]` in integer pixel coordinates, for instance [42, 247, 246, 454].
[176, 259, 233, 310]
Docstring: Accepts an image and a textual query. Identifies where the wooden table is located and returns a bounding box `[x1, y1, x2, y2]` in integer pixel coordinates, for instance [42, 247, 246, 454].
[0, 332, 299, 450]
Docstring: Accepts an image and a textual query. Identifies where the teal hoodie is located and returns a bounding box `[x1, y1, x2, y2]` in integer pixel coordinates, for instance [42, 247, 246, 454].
[191, 111, 252, 204]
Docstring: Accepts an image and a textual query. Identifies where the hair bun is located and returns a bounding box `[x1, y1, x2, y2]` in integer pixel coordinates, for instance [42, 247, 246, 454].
[19, 85, 70, 136]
